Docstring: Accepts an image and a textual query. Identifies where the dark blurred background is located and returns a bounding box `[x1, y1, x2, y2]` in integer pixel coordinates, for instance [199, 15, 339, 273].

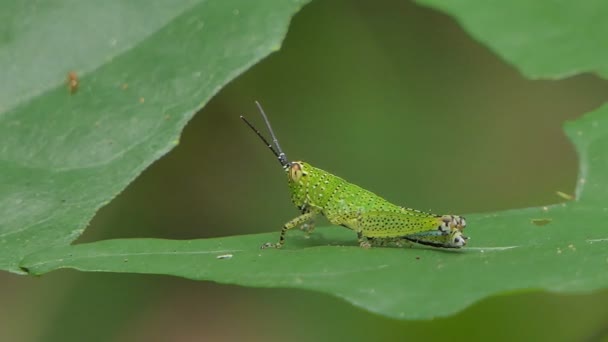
[2, 1, 608, 341]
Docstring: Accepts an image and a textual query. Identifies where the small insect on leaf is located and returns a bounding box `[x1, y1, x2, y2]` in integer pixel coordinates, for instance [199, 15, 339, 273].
[531, 218, 552, 226]
[67, 71, 78, 94]
[241, 102, 470, 251]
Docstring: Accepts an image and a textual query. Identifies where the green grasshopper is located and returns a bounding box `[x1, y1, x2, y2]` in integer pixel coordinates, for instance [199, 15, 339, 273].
[241, 102, 468, 249]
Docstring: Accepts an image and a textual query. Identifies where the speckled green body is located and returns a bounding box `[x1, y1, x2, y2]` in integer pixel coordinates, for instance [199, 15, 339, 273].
[240, 102, 467, 250]
[289, 162, 441, 238]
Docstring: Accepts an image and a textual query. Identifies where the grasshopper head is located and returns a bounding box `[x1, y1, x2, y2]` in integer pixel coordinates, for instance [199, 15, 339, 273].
[287, 161, 314, 209]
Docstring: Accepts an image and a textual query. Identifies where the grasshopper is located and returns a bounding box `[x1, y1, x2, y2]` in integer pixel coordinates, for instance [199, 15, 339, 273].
[241, 102, 468, 249]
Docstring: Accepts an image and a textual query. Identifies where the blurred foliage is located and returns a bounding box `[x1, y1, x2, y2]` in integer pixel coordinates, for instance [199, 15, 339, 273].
[417, 0, 608, 78]
[2, 0, 608, 341]
[0, 0, 308, 273]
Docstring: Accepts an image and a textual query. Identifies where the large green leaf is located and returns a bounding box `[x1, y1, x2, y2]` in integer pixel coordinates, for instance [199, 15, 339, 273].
[0, 0, 309, 273]
[6, 0, 608, 321]
[20, 104, 608, 319]
[415, 0, 608, 79]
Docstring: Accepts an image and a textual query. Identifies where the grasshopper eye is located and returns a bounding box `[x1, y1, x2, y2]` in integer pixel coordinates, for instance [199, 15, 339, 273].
[289, 162, 305, 182]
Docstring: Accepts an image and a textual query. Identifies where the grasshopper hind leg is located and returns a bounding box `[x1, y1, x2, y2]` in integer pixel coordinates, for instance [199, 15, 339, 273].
[368, 237, 410, 248]
[405, 228, 469, 248]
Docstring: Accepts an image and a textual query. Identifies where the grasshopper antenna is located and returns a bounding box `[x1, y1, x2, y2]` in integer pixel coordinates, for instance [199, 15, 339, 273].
[255, 101, 287, 166]
[240, 101, 289, 168]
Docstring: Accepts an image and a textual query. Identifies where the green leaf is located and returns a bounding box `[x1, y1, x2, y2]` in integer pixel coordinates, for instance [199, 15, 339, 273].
[0, 0, 309, 273]
[415, 0, 608, 79]
[20, 104, 608, 319]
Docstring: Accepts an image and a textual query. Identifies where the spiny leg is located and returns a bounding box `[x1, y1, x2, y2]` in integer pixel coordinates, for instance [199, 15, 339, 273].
[351, 211, 467, 239]
[261, 212, 318, 249]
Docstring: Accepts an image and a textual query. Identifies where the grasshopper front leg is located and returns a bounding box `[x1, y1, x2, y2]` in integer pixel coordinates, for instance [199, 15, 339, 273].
[262, 211, 318, 249]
